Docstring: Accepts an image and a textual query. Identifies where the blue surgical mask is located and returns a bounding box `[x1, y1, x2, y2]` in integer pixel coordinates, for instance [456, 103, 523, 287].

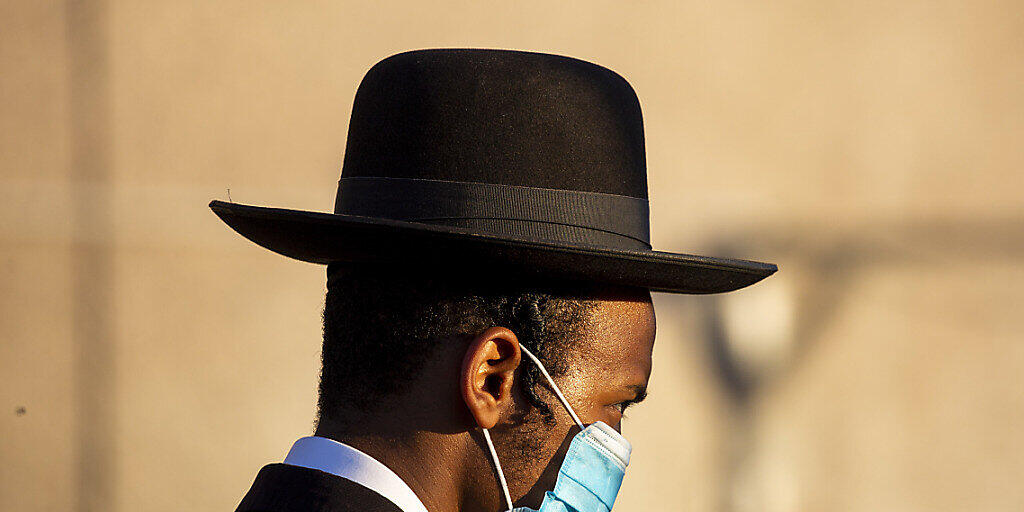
[482, 346, 632, 512]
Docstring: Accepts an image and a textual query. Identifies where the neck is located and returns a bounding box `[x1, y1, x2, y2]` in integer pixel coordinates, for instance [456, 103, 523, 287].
[315, 420, 499, 512]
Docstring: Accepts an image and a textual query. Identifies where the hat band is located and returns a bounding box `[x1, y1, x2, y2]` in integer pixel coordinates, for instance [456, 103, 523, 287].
[334, 177, 651, 250]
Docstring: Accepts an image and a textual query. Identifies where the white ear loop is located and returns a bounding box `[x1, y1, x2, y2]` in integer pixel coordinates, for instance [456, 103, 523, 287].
[481, 344, 587, 511]
[482, 428, 514, 511]
[518, 345, 585, 430]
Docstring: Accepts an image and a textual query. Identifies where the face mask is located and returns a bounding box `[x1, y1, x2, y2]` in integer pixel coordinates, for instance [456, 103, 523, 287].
[481, 345, 632, 512]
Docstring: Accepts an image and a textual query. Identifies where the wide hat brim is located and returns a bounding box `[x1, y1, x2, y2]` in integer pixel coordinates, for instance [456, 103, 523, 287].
[209, 200, 777, 294]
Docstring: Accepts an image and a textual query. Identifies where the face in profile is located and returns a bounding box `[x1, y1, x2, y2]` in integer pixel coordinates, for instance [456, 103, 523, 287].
[493, 291, 656, 509]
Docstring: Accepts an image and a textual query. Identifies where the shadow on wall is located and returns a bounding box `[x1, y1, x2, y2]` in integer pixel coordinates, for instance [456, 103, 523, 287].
[700, 216, 1024, 511]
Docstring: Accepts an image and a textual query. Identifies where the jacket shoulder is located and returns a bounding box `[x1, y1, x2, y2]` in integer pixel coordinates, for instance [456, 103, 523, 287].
[235, 463, 404, 512]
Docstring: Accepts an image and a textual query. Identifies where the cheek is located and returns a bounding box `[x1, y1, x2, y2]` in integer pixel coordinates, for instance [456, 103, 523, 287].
[499, 417, 578, 505]
[583, 404, 624, 429]
[562, 377, 623, 427]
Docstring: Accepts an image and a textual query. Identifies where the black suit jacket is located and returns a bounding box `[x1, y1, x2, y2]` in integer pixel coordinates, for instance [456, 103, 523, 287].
[236, 464, 405, 512]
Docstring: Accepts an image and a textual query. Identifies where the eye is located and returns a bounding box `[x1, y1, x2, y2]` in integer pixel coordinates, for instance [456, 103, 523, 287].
[612, 401, 634, 414]
[609, 388, 648, 417]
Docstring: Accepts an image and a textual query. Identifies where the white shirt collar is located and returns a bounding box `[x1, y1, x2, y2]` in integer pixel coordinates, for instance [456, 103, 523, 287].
[283, 436, 429, 512]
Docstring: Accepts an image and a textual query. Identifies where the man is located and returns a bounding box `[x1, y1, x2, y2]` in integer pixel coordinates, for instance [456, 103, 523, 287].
[211, 48, 776, 512]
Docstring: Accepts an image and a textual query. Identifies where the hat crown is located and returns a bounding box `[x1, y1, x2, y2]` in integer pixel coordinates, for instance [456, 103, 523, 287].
[338, 48, 648, 199]
[208, 49, 777, 294]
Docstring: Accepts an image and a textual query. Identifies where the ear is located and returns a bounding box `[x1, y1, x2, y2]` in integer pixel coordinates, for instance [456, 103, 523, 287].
[460, 326, 522, 429]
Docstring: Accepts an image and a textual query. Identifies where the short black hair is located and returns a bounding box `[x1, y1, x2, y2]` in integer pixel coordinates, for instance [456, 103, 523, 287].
[317, 262, 606, 426]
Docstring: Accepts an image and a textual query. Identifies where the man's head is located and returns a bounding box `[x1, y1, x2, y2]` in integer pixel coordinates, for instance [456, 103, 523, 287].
[316, 261, 655, 510]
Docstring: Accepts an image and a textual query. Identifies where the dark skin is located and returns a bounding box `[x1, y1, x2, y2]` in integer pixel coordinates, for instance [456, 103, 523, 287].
[316, 288, 655, 512]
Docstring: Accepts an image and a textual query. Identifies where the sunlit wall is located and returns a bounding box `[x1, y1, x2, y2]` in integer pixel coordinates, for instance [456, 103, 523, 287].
[3, 2, 1022, 511]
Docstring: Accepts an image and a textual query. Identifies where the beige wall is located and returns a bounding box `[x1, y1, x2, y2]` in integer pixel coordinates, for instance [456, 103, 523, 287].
[2, 1, 1022, 511]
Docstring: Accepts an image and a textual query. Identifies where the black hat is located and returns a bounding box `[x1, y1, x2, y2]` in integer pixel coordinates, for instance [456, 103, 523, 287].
[210, 48, 776, 293]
